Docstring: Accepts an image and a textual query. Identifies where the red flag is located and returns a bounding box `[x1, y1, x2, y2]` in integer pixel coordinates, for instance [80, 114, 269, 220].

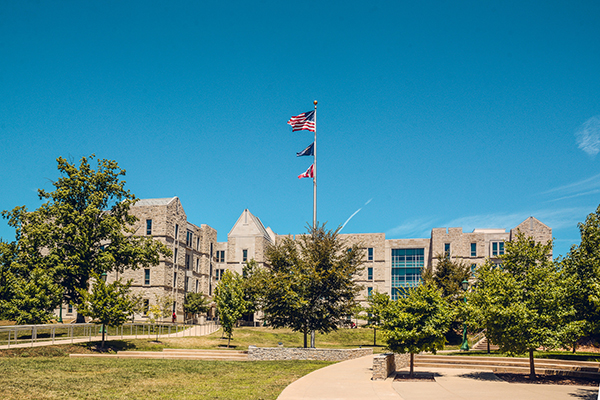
[298, 164, 314, 179]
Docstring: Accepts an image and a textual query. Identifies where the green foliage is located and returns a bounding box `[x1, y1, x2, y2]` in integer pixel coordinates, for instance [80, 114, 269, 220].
[366, 291, 390, 328]
[561, 204, 600, 338]
[1, 155, 171, 320]
[0, 241, 62, 324]
[147, 294, 173, 324]
[183, 292, 210, 316]
[76, 274, 136, 348]
[365, 291, 391, 346]
[468, 233, 576, 375]
[261, 223, 364, 347]
[214, 270, 246, 347]
[422, 254, 471, 304]
[241, 259, 263, 315]
[381, 282, 454, 355]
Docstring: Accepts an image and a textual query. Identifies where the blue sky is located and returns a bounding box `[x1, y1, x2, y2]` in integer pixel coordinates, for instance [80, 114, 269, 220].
[1, 1, 599, 258]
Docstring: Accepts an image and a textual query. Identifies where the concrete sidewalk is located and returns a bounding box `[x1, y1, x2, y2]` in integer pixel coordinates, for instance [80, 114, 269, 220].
[278, 354, 401, 399]
[0, 324, 220, 350]
[277, 355, 599, 400]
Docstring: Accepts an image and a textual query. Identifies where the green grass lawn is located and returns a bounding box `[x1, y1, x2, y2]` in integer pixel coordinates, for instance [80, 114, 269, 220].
[0, 357, 331, 400]
[0, 327, 378, 399]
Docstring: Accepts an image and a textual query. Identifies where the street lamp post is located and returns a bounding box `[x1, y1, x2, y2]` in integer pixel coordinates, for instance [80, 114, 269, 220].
[460, 279, 469, 351]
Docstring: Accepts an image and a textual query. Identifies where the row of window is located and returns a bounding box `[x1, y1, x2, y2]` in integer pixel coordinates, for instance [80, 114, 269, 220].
[443, 242, 505, 258]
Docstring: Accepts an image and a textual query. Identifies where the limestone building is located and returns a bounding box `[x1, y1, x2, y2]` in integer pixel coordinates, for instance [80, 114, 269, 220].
[99, 197, 551, 321]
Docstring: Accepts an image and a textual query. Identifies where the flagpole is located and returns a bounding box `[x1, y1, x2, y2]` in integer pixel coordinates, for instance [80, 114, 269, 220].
[311, 100, 317, 349]
[313, 100, 317, 230]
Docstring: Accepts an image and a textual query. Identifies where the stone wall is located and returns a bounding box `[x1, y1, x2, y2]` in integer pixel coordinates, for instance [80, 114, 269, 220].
[247, 346, 372, 361]
[372, 353, 410, 380]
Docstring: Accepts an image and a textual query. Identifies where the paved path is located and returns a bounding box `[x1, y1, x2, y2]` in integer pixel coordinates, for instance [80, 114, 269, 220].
[278, 355, 599, 400]
[0, 324, 219, 350]
[278, 354, 401, 399]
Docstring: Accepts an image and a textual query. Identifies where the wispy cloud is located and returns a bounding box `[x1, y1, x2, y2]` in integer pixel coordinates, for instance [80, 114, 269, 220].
[576, 116, 600, 156]
[386, 217, 438, 238]
[442, 207, 590, 233]
[542, 172, 600, 195]
[546, 189, 600, 203]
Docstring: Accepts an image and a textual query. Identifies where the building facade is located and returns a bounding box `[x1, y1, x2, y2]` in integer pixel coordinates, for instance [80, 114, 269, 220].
[91, 197, 551, 322]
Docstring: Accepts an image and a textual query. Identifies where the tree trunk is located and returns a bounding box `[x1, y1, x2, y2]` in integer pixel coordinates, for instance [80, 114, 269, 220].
[573, 342, 577, 354]
[529, 349, 536, 379]
[310, 331, 315, 348]
[227, 332, 231, 348]
[373, 328, 377, 346]
[409, 353, 414, 378]
[101, 325, 105, 349]
[487, 338, 490, 354]
[303, 330, 308, 348]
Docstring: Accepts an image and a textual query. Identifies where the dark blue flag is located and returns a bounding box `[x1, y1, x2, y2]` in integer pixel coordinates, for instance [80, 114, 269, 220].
[297, 142, 315, 157]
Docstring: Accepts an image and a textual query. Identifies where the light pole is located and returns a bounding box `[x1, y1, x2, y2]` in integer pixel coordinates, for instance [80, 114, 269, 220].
[460, 279, 469, 351]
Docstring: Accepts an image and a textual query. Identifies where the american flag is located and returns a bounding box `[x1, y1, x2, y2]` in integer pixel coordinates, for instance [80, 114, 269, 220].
[287, 110, 316, 132]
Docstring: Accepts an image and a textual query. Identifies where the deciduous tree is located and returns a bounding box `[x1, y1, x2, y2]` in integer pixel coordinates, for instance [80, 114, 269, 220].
[77, 274, 136, 348]
[2, 155, 170, 322]
[468, 233, 575, 377]
[262, 223, 364, 348]
[380, 282, 454, 377]
[214, 270, 246, 348]
[365, 290, 390, 346]
[0, 240, 62, 324]
[183, 292, 210, 320]
[561, 204, 600, 347]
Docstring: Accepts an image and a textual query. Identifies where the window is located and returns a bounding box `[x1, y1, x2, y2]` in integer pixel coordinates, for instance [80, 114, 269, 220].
[444, 243, 451, 258]
[186, 231, 192, 246]
[185, 277, 189, 292]
[172, 301, 176, 313]
[367, 267, 373, 281]
[144, 269, 150, 285]
[242, 249, 248, 262]
[195, 279, 199, 293]
[174, 224, 179, 240]
[471, 243, 476, 257]
[173, 272, 177, 287]
[143, 299, 149, 316]
[491, 241, 505, 256]
[185, 254, 190, 270]
[146, 219, 152, 235]
[391, 248, 425, 300]
[367, 287, 373, 297]
[217, 250, 225, 263]
[196, 237, 200, 250]
[173, 248, 178, 264]
[67, 304, 73, 314]
[367, 247, 373, 261]
[196, 259, 199, 273]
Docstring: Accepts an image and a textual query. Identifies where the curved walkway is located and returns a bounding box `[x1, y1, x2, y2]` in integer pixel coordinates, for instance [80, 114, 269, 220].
[278, 355, 598, 400]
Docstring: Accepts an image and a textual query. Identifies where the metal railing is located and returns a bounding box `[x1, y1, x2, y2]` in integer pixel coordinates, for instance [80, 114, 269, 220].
[0, 321, 220, 349]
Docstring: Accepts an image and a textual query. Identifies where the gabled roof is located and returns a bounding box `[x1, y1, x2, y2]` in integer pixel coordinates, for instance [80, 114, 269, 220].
[228, 209, 274, 243]
[135, 197, 178, 206]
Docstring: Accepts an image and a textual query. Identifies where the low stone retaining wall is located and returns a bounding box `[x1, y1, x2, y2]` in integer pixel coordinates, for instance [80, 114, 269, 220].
[372, 353, 410, 380]
[247, 346, 373, 361]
